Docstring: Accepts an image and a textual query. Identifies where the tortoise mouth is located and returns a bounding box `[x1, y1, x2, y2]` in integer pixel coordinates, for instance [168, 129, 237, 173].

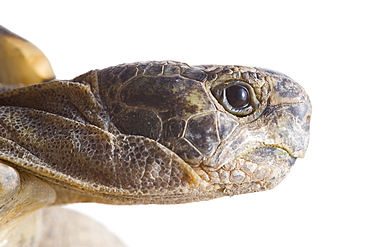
[194, 147, 296, 193]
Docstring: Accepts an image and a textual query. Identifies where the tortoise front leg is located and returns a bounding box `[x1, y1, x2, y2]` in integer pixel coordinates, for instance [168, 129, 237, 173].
[0, 162, 127, 247]
[0, 161, 55, 247]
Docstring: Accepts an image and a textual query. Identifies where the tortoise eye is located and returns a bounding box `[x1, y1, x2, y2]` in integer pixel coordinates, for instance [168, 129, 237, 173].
[225, 85, 250, 109]
[211, 80, 259, 117]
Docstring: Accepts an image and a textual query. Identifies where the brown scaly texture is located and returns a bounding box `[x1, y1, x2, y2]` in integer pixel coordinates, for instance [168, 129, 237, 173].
[0, 61, 311, 205]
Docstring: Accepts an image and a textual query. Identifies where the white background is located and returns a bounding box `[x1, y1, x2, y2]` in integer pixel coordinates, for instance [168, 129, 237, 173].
[2, 0, 369, 246]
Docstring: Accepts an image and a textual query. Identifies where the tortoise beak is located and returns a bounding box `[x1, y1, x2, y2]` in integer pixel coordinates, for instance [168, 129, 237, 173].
[262, 69, 312, 158]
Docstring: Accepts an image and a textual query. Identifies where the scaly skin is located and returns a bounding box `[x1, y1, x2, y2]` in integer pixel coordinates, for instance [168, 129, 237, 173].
[0, 26, 311, 246]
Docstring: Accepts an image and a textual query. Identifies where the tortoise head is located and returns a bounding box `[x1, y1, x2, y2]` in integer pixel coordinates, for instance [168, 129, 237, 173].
[0, 25, 310, 205]
[0, 60, 310, 204]
[94, 61, 311, 195]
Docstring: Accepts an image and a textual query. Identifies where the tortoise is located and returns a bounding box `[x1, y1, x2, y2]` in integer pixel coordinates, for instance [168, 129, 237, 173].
[0, 25, 311, 246]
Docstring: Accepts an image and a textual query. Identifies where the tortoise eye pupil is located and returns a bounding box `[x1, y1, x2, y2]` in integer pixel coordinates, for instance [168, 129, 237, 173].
[225, 85, 250, 108]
